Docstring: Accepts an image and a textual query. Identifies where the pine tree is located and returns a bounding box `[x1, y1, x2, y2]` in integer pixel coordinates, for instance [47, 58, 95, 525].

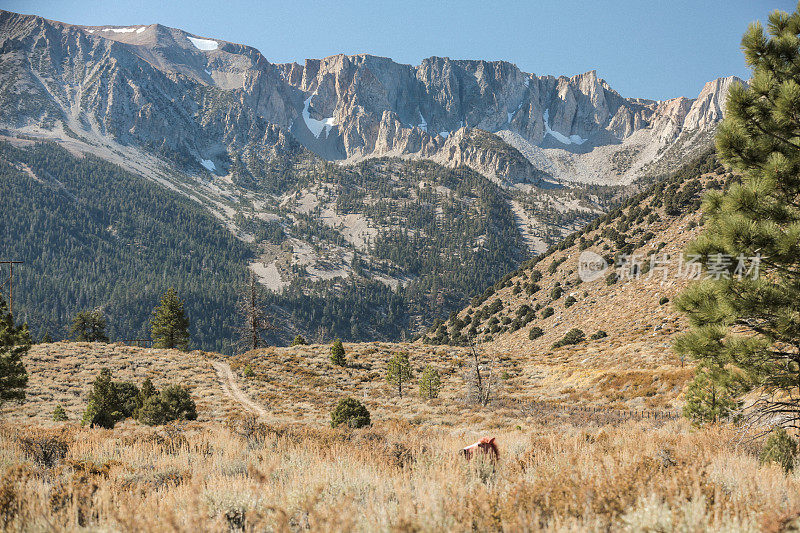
[386, 352, 413, 398]
[330, 338, 346, 366]
[70, 309, 109, 342]
[82, 368, 123, 429]
[675, 4, 800, 430]
[419, 365, 441, 399]
[682, 366, 746, 425]
[0, 296, 29, 409]
[151, 288, 190, 350]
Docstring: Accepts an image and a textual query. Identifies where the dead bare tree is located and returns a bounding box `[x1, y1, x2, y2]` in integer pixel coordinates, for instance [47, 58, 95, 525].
[314, 324, 327, 345]
[465, 337, 494, 406]
[236, 271, 277, 353]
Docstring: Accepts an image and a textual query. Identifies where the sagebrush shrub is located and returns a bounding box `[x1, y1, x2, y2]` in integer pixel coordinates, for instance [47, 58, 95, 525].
[330, 398, 370, 428]
[553, 329, 585, 348]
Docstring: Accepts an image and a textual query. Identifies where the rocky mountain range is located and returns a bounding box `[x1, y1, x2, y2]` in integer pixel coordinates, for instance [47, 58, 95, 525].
[1, 10, 740, 186]
[0, 9, 743, 345]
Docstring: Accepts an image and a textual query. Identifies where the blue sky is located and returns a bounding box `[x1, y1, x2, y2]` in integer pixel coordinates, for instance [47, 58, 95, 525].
[1, 0, 794, 100]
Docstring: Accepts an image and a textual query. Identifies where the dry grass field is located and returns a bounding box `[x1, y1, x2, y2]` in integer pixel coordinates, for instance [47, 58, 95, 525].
[1, 417, 798, 531]
[1, 341, 797, 531]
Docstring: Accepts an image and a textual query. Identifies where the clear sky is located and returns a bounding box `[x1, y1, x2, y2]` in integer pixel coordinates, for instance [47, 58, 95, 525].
[1, 0, 794, 100]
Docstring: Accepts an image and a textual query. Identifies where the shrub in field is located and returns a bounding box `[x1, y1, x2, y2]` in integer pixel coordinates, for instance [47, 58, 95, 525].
[290, 335, 307, 346]
[552, 328, 585, 348]
[17, 428, 70, 467]
[591, 330, 608, 340]
[330, 398, 370, 428]
[52, 405, 67, 422]
[541, 307, 554, 319]
[115, 382, 140, 418]
[528, 326, 544, 340]
[137, 385, 197, 426]
[760, 427, 797, 473]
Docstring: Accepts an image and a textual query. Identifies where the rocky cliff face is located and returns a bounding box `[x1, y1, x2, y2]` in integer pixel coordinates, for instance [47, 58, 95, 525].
[0, 10, 742, 186]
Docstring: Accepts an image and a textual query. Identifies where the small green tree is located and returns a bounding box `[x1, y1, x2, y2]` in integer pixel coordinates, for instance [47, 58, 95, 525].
[115, 382, 140, 418]
[386, 352, 413, 398]
[528, 326, 544, 340]
[52, 404, 68, 422]
[137, 395, 170, 426]
[0, 296, 29, 410]
[136, 384, 197, 426]
[134, 378, 157, 419]
[290, 335, 308, 346]
[330, 338, 346, 366]
[682, 365, 746, 425]
[70, 309, 109, 342]
[151, 288, 190, 350]
[160, 384, 197, 421]
[419, 365, 441, 399]
[760, 427, 798, 473]
[82, 368, 124, 429]
[330, 397, 370, 428]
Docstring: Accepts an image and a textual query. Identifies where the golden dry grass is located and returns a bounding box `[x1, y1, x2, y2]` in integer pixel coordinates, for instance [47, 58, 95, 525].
[1, 340, 791, 531]
[1, 419, 798, 531]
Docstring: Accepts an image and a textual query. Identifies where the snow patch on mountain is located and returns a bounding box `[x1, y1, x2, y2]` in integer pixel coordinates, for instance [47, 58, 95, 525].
[102, 27, 138, 33]
[187, 36, 219, 51]
[302, 96, 336, 138]
[543, 109, 588, 145]
[417, 111, 427, 132]
[200, 159, 216, 171]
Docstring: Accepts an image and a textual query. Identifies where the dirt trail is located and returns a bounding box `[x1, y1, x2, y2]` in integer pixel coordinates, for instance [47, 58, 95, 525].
[211, 361, 268, 418]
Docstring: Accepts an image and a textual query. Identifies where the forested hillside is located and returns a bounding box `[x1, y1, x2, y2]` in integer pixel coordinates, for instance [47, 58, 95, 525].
[0, 140, 251, 352]
[0, 140, 611, 349]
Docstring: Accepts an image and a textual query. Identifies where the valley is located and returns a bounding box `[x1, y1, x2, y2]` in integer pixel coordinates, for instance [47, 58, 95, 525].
[2, 3, 800, 531]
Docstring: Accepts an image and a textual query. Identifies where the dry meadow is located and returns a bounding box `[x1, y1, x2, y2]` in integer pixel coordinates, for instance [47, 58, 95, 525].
[1, 342, 797, 531]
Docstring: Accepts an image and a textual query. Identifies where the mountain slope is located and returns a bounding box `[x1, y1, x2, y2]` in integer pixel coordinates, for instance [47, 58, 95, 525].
[427, 151, 728, 362]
